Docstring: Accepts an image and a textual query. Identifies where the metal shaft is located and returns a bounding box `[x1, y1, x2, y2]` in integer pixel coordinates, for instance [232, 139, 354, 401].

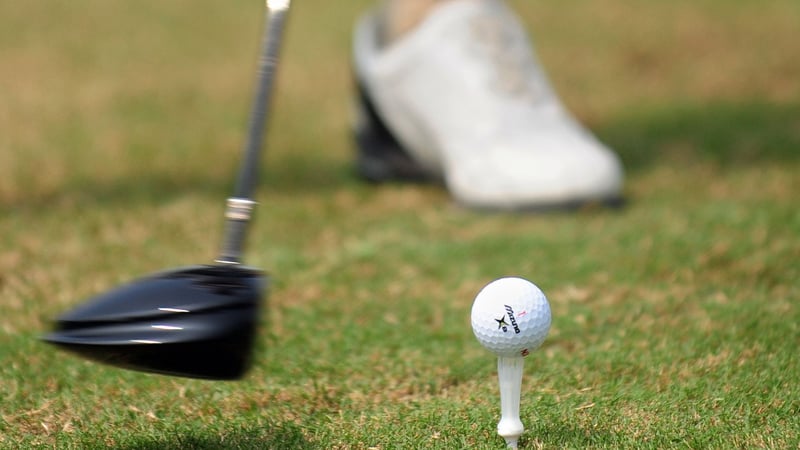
[217, 0, 292, 264]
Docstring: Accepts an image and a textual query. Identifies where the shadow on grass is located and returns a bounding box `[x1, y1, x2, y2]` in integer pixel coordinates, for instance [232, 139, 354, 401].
[598, 99, 800, 172]
[39, 151, 353, 208]
[12, 99, 799, 211]
[8, 151, 353, 211]
[116, 421, 314, 450]
[83, 99, 800, 201]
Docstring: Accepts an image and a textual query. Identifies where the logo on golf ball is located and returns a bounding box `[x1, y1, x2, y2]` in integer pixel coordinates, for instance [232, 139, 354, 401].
[495, 316, 509, 331]
[505, 305, 522, 334]
[496, 305, 523, 334]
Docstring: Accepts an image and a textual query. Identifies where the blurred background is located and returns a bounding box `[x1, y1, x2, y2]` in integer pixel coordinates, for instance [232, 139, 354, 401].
[1, 0, 797, 205]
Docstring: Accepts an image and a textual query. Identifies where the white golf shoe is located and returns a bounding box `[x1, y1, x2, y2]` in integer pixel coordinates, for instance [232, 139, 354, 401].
[353, 0, 624, 211]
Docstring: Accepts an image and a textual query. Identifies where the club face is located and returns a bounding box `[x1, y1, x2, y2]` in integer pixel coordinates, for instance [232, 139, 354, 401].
[43, 265, 265, 380]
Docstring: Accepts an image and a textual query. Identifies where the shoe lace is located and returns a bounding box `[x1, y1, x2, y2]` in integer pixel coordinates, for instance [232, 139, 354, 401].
[469, 10, 546, 102]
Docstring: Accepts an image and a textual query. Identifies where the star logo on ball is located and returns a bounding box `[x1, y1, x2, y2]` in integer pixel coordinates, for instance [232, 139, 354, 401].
[495, 316, 509, 332]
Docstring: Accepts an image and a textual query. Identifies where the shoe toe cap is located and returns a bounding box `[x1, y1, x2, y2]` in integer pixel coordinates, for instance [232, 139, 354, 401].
[445, 132, 623, 211]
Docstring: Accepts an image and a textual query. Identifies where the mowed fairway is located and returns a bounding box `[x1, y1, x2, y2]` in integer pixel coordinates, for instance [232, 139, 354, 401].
[1, 0, 799, 448]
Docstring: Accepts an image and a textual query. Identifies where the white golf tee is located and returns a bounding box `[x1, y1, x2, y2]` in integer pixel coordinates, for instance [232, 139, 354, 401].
[497, 355, 525, 449]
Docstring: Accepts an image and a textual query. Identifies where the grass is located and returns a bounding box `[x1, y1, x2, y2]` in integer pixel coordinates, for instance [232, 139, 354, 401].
[1, 0, 799, 448]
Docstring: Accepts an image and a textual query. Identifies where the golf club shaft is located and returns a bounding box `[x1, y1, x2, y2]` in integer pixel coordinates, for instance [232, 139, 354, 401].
[217, 0, 292, 264]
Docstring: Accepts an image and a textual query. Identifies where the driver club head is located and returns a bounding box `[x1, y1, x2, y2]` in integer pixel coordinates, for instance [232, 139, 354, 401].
[43, 265, 265, 380]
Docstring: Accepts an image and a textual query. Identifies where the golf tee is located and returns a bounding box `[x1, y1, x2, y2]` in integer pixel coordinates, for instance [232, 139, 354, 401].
[497, 356, 525, 449]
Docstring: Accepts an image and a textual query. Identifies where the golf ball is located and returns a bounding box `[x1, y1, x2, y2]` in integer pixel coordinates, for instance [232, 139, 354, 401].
[471, 277, 551, 357]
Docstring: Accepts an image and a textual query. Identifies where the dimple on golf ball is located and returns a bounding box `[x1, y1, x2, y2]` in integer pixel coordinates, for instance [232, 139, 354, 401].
[471, 277, 551, 357]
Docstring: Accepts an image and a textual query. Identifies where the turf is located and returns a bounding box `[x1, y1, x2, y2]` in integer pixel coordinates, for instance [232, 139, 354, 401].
[1, 0, 799, 448]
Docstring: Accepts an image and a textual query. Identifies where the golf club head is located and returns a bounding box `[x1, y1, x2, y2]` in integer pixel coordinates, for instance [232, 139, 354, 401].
[43, 265, 265, 380]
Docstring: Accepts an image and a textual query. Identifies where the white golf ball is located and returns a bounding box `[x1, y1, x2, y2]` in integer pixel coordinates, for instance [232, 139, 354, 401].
[471, 277, 551, 357]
